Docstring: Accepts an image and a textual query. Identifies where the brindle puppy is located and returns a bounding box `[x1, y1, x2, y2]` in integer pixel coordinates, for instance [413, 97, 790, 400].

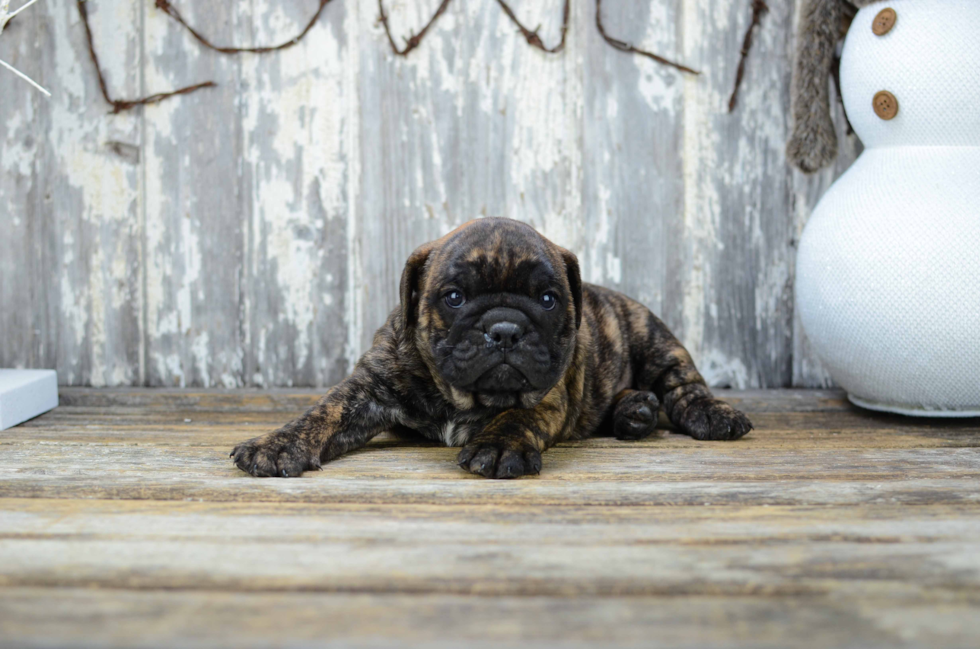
[231, 218, 752, 479]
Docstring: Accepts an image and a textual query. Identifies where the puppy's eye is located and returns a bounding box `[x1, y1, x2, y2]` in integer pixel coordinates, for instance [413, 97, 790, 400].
[445, 290, 466, 308]
[539, 291, 558, 311]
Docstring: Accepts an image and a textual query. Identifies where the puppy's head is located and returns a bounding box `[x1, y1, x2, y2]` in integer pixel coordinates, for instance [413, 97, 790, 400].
[400, 218, 582, 410]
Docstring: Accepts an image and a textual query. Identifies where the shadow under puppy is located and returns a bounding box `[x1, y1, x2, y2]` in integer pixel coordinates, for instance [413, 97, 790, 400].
[232, 218, 752, 479]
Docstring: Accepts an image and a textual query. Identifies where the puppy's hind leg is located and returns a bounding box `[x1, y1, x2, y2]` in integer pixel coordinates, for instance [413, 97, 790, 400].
[628, 311, 753, 441]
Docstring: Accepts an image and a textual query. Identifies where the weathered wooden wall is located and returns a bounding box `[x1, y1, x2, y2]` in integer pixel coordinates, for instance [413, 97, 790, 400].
[0, 0, 860, 388]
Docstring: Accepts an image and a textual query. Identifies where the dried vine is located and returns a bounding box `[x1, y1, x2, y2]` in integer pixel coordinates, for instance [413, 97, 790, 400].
[595, 0, 699, 75]
[75, 0, 769, 115]
[495, 0, 569, 53]
[727, 0, 767, 112]
[78, 0, 214, 113]
[154, 0, 334, 55]
[378, 0, 454, 57]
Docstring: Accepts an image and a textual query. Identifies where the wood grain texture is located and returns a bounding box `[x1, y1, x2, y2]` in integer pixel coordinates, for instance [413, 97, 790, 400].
[0, 0, 863, 388]
[1, 389, 979, 647]
[4, 588, 976, 649]
[3, 499, 980, 596]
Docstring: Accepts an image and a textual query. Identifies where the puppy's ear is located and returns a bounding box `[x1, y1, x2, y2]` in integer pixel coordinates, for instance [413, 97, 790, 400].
[399, 243, 434, 329]
[559, 247, 583, 329]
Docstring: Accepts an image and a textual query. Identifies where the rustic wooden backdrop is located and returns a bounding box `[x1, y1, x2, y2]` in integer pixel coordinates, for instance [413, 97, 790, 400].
[0, 0, 860, 388]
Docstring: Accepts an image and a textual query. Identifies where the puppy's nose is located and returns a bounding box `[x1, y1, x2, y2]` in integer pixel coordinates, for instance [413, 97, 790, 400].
[486, 321, 524, 349]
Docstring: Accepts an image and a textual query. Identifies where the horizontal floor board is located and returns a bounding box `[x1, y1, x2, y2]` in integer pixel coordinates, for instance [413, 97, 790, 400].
[3, 441, 979, 480]
[3, 477, 978, 506]
[1, 441, 979, 505]
[52, 389, 853, 414]
[2, 500, 980, 597]
[5, 499, 980, 543]
[10, 405, 980, 451]
[4, 587, 977, 649]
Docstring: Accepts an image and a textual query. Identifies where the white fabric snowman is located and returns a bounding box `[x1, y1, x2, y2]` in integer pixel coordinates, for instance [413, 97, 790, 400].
[796, 0, 980, 415]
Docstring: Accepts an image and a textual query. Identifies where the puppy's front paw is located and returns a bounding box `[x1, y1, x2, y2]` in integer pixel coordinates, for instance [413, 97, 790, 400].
[676, 398, 753, 441]
[456, 435, 542, 479]
[230, 431, 320, 478]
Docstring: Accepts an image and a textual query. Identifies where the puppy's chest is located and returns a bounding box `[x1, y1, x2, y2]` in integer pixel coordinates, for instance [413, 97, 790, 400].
[403, 412, 482, 447]
[436, 419, 471, 447]
[392, 399, 483, 447]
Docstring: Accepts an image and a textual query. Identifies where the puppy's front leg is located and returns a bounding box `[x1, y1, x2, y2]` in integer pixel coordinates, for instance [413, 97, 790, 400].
[230, 365, 398, 478]
[456, 387, 569, 479]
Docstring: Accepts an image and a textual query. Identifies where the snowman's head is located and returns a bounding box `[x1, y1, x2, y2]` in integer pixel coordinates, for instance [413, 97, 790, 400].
[840, 0, 980, 150]
[787, 0, 980, 173]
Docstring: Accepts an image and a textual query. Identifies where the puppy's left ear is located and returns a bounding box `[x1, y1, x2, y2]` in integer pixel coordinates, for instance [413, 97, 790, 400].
[399, 243, 434, 330]
[559, 247, 583, 329]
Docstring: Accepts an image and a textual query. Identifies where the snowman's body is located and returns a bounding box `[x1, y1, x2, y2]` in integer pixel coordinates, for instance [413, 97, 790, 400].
[796, 0, 980, 415]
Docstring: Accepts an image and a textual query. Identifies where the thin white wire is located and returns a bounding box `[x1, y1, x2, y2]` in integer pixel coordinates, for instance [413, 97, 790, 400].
[0, 0, 50, 97]
[7, 0, 40, 21]
[0, 58, 50, 96]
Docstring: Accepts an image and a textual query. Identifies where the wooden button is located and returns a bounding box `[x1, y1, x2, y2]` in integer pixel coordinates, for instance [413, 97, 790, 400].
[873, 90, 899, 120]
[872, 8, 897, 36]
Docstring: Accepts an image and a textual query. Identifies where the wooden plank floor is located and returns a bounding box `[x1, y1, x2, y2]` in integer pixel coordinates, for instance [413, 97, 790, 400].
[1, 389, 979, 648]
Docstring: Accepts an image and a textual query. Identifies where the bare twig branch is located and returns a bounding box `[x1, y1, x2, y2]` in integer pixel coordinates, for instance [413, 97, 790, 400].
[495, 0, 569, 54]
[595, 0, 699, 75]
[377, 0, 454, 57]
[154, 0, 334, 55]
[77, 0, 214, 113]
[728, 0, 767, 112]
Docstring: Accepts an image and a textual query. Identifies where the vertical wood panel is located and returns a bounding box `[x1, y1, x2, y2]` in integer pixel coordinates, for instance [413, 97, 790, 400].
[675, 0, 798, 388]
[142, 0, 245, 387]
[241, 0, 351, 388]
[582, 0, 684, 322]
[0, 0, 43, 371]
[4, 0, 145, 386]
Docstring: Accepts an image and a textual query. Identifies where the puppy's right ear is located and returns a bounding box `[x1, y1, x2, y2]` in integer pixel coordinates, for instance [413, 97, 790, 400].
[559, 247, 583, 330]
[399, 243, 434, 330]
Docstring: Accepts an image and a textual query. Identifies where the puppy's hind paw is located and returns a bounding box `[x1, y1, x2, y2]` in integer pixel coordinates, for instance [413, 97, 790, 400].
[612, 390, 661, 441]
[676, 398, 753, 441]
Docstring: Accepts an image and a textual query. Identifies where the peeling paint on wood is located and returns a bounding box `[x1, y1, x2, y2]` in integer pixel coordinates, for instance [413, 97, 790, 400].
[0, 0, 857, 387]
